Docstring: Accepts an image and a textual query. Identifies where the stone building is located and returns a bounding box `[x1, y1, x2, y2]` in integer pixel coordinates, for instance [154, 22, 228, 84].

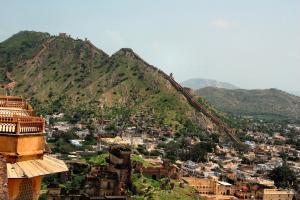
[47, 145, 132, 199]
[86, 145, 132, 197]
[182, 177, 234, 196]
[135, 159, 180, 180]
[234, 180, 275, 200]
[0, 95, 68, 200]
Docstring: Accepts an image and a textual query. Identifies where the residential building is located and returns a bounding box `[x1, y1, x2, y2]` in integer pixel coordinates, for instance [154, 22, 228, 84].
[182, 177, 234, 196]
[263, 189, 294, 200]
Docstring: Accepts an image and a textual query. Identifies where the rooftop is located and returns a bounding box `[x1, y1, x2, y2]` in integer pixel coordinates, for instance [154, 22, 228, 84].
[217, 181, 232, 186]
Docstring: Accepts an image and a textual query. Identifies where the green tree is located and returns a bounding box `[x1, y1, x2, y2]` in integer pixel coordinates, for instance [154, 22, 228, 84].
[165, 141, 181, 161]
[188, 142, 214, 162]
[269, 165, 297, 189]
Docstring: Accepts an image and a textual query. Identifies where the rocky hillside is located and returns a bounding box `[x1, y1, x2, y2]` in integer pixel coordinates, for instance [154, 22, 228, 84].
[181, 78, 239, 90]
[196, 87, 300, 121]
[0, 31, 221, 134]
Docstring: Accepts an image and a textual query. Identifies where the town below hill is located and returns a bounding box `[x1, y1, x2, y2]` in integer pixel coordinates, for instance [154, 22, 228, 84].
[0, 31, 299, 200]
[44, 109, 300, 200]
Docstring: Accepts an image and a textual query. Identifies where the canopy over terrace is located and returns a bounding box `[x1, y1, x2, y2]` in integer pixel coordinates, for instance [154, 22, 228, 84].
[7, 155, 68, 178]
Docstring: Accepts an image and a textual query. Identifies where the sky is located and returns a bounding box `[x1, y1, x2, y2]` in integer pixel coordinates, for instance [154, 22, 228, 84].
[0, 0, 299, 92]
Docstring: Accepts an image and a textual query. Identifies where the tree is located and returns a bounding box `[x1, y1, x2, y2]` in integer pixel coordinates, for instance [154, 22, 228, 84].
[188, 142, 214, 162]
[269, 165, 297, 189]
[165, 141, 181, 161]
[279, 151, 288, 163]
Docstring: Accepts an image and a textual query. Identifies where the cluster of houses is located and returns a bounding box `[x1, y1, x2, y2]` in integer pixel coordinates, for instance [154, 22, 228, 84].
[44, 113, 299, 200]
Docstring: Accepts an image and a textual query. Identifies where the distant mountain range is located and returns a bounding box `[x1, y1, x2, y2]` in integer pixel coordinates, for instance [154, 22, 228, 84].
[181, 78, 239, 90]
[195, 87, 300, 121]
[289, 91, 300, 97]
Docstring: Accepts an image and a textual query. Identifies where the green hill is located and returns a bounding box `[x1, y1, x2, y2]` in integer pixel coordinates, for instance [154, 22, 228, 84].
[0, 31, 218, 134]
[195, 87, 300, 121]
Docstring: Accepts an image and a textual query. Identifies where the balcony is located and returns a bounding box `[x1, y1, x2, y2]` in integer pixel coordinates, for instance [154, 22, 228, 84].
[0, 115, 45, 162]
[0, 115, 45, 134]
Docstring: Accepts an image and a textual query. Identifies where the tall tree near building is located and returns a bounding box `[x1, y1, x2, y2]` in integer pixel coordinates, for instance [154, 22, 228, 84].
[269, 165, 297, 189]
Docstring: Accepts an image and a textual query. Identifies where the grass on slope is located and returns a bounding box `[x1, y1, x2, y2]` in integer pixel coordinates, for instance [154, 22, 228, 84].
[132, 173, 200, 200]
[131, 154, 154, 167]
[88, 153, 109, 166]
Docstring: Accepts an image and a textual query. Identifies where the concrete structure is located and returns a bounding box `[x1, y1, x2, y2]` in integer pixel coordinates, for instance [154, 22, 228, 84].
[0, 96, 68, 200]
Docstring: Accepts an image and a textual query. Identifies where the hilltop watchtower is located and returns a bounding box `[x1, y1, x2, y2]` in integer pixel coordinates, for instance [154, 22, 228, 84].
[0, 95, 68, 200]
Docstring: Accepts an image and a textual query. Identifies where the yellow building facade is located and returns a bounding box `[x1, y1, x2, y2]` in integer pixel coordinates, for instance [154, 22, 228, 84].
[182, 177, 235, 196]
[263, 189, 294, 200]
[0, 96, 68, 200]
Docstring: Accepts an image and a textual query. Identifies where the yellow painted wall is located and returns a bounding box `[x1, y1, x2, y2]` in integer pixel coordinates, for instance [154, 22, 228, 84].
[0, 135, 17, 152]
[0, 134, 44, 162]
[184, 178, 217, 194]
[16, 134, 45, 156]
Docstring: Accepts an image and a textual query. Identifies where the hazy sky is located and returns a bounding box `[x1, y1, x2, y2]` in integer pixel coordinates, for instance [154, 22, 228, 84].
[0, 0, 299, 91]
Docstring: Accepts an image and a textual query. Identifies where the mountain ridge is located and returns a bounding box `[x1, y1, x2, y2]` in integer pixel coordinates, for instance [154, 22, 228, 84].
[0, 31, 242, 144]
[196, 87, 300, 121]
[181, 78, 239, 90]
